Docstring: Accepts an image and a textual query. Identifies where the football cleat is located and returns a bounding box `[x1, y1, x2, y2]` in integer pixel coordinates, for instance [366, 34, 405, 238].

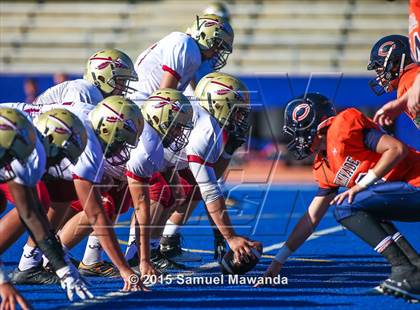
[213, 229, 227, 263]
[151, 248, 186, 273]
[10, 266, 60, 285]
[160, 234, 202, 263]
[220, 243, 262, 275]
[78, 261, 119, 278]
[381, 266, 420, 303]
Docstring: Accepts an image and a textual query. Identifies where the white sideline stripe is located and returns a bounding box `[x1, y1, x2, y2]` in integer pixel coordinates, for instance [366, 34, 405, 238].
[64, 225, 342, 309]
[263, 225, 344, 253]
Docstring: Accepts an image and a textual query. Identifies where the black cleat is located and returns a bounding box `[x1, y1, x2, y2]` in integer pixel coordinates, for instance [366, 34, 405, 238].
[10, 266, 60, 285]
[160, 234, 201, 263]
[151, 248, 186, 273]
[213, 229, 226, 264]
[381, 267, 420, 303]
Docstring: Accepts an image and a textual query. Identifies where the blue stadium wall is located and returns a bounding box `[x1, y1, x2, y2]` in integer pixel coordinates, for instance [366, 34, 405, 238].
[0, 74, 418, 149]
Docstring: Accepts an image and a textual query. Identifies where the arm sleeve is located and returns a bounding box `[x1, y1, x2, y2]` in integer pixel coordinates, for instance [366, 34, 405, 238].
[363, 128, 385, 152]
[188, 161, 222, 204]
[316, 187, 338, 197]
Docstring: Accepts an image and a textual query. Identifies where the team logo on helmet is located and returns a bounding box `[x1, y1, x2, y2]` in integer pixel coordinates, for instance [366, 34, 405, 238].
[378, 41, 396, 57]
[150, 96, 181, 111]
[292, 103, 311, 122]
[91, 56, 129, 70]
[211, 80, 246, 103]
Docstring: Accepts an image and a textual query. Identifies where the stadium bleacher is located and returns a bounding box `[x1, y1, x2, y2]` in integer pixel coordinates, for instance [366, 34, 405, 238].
[0, 0, 407, 74]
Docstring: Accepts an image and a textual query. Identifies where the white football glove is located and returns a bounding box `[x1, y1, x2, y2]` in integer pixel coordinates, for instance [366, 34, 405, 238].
[56, 266, 94, 301]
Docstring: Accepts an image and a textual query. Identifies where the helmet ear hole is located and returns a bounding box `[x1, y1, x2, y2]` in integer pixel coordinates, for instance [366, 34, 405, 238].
[152, 115, 160, 124]
[98, 76, 106, 83]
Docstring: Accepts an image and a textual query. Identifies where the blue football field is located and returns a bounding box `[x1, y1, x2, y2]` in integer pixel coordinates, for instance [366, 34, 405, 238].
[2, 184, 419, 309]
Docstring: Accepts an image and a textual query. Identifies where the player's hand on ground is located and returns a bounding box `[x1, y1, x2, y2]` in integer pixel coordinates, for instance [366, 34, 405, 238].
[373, 98, 405, 126]
[330, 184, 364, 205]
[121, 270, 150, 292]
[0, 282, 31, 310]
[227, 235, 259, 263]
[140, 261, 160, 280]
[254, 260, 283, 288]
[59, 269, 94, 301]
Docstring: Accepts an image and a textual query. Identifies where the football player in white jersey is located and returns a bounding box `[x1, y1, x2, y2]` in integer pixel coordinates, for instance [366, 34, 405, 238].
[119, 89, 193, 277]
[0, 98, 147, 292]
[34, 49, 137, 106]
[33, 49, 138, 278]
[0, 107, 93, 301]
[129, 14, 233, 103]
[146, 75, 259, 266]
[53, 89, 193, 279]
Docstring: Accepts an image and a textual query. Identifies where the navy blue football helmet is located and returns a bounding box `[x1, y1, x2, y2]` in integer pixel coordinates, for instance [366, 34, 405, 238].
[367, 34, 413, 95]
[283, 93, 336, 160]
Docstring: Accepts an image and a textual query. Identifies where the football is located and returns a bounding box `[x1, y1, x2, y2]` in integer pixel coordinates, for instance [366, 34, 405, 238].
[220, 243, 263, 275]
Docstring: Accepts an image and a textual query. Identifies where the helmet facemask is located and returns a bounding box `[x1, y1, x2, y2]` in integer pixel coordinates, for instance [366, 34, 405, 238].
[209, 38, 232, 71]
[283, 125, 317, 160]
[159, 107, 194, 153]
[102, 122, 138, 167]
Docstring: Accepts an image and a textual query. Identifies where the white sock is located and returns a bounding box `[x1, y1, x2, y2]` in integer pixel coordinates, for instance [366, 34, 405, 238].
[82, 235, 103, 266]
[162, 219, 180, 237]
[125, 225, 138, 260]
[18, 245, 42, 271]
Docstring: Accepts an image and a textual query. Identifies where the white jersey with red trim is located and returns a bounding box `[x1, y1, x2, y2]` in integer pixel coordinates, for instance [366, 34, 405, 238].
[125, 121, 165, 182]
[0, 101, 104, 184]
[129, 32, 202, 103]
[187, 102, 223, 165]
[163, 102, 223, 203]
[33, 79, 103, 106]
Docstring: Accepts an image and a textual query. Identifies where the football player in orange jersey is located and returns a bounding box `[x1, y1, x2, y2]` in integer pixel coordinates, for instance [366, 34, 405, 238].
[260, 93, 420, 302]
[372, 31, 420, 127]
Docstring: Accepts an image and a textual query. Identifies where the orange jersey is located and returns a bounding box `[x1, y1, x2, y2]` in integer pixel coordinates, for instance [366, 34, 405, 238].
[409, 0, 420, 63]
[313, 108, 420, 190]
[397, 64, 420, 126]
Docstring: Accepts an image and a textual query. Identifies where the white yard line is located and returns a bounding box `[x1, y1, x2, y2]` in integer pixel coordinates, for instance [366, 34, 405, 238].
[66, 225, 342, 309]
[263, 225, 345, 253]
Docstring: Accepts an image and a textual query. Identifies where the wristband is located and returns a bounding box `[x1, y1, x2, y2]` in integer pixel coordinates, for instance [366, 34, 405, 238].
[358, 169, 378, 188]
[0, 267, 9, 285]
[274, 245, 292, 264]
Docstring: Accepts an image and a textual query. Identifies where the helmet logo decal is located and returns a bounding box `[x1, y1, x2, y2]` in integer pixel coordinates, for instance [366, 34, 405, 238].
[90, 57, 129, 70]
[0, 115, 18, 131]
[103, 103, 125, 122]
[378, 41, 396, 57]
[149, 96, 181, 111]
[210, 80, 246, 102]
[292, 103, 311, 122]
[48, 115, 72, 135]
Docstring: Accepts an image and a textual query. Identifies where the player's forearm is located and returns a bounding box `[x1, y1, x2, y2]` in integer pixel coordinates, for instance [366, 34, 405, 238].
[134, 201, 151, 263]
[285, 196, 332, 251]
[205, 197, 236, 240]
